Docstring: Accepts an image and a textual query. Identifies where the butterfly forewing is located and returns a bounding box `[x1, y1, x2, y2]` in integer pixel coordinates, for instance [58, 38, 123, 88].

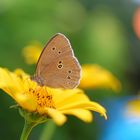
[34, 33, 81, 89]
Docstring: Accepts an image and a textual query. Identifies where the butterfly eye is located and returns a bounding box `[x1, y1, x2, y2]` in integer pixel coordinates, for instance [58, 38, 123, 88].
[58, 61, 62, 64]
[57, 64, 63, 69]
[52, 47, 56, 50]
[68, 70, 72, 73]
[58, 51, 61, 54]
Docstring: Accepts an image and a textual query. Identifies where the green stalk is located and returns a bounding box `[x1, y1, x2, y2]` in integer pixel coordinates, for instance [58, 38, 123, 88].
[19, 108, 47, 140]
[39, 120, 56, 140]
[20, 120, 38, 140]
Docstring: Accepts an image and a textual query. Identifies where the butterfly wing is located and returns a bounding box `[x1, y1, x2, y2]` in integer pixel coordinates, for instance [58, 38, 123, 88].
[34, 33, 81, 89]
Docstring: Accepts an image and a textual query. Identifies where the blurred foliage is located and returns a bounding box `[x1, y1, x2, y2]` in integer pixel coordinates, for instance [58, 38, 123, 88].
[0, 0, 140, 140]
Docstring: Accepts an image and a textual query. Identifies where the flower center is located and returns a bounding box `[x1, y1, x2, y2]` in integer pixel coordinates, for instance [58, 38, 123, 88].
[28, 86, 55, 110]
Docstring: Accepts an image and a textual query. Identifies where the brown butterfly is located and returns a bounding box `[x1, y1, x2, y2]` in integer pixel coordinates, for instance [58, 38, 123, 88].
[31, 33, 81, 89]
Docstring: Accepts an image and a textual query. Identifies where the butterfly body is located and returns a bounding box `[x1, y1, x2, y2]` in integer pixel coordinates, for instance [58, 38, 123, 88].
[31, 75, 44, 86]
[32, 33, 81, 89]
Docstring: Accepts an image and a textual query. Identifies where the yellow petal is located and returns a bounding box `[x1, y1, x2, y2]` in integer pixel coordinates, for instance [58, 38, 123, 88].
[14, 93, 37, 112]
[58, 101, 107, 119]
[62, 109, 93, 123]
[53, 89, 90, 108]
[0, 68, 14, 87]
[80, 64, 121, 92]
[14, 69, 29, 79]
[46, 108, 67, 126]
[0, 68, 23, 94]
[0, 68, 37, 111]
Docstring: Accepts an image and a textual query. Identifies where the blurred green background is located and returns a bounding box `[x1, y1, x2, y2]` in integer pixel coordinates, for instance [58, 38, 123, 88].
[0, 0, 140, 140]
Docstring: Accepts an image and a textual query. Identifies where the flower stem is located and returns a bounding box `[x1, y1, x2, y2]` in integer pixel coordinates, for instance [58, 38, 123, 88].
[39, 120, 56, 140]
[20, 120, 37, 140]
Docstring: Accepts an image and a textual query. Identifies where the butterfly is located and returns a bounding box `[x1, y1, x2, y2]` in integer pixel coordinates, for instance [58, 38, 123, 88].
[31, 33, 81, 89]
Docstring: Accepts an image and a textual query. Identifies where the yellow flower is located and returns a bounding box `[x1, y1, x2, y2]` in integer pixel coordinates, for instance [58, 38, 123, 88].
[80, 64, 121, 92]
[22, 45, 121, 92]
[125, 98, 140, 118]
[0, 67, 107, 125]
